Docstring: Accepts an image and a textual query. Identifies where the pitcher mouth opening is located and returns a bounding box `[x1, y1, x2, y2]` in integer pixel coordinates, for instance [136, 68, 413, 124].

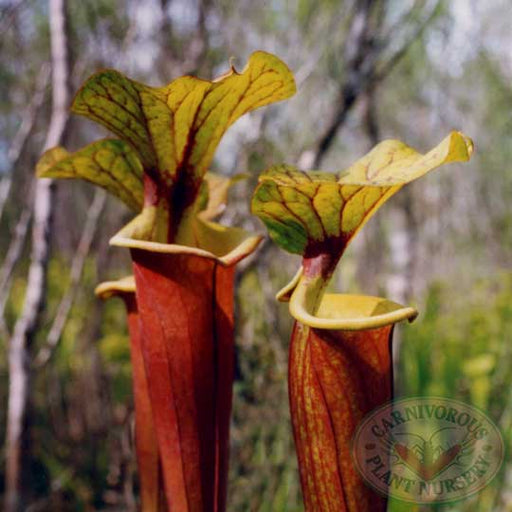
[277, 266, 418, 331]
[110, 214, 262, 267]
[95, 276, 136, 300]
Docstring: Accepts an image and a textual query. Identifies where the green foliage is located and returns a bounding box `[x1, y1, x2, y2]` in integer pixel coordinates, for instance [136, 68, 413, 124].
[394, 273, 512, 512]
[0, 254, 134, 509]
[230, 265, 303, 511]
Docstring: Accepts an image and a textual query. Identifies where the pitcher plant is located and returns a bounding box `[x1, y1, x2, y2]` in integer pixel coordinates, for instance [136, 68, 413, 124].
[36, 52, 296, 511]
[251, 131, 474, 511]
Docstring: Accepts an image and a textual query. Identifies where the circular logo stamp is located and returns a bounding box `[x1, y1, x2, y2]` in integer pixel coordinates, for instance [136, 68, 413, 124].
[352, 396, 504, 504]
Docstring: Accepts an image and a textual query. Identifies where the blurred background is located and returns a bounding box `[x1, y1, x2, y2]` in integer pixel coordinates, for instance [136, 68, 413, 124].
[1, 0, 512, 510]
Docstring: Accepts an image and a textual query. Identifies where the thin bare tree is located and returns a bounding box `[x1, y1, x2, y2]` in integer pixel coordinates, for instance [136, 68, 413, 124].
[34, 188, 107, 368]
[4, 0, 70, 510]
[0, 64, 50, 225]
[0, 187, 34, 339]
[305, 0, 441, 168]
[157, 0, 213, 78]
[0, 66, 51, 339]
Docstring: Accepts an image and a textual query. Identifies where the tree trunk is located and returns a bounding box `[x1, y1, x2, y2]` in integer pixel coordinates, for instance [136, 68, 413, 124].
[4, 0, 70, 510]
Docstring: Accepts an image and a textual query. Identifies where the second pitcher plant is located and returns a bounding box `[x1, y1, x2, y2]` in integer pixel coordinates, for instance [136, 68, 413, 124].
[252, 132, 474, 511]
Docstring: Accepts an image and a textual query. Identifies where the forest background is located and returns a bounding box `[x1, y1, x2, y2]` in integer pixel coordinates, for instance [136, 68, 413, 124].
[1, 0, 512, 510]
